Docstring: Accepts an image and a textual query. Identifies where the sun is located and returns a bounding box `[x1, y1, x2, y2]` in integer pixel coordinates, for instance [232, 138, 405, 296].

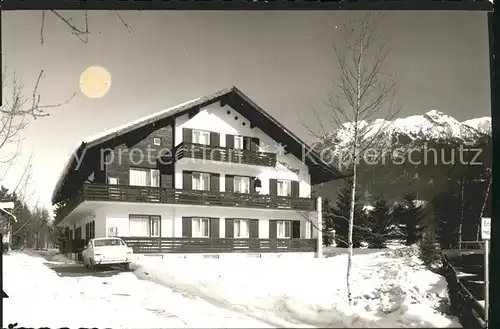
[79, 66, 112, 98]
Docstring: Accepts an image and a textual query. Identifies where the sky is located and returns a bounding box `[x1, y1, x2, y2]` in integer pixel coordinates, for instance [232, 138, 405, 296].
[1, 10, 491, 210]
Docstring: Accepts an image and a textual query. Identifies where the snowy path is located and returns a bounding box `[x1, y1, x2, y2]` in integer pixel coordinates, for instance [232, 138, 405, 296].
[3, 252, 272, 328]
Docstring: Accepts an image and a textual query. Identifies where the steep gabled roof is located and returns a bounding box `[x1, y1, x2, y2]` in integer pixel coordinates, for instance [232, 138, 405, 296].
[51, 86, 342, 204]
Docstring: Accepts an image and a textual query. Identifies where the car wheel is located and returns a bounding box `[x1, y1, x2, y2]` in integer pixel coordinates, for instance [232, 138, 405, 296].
[83, 257, 88, 268]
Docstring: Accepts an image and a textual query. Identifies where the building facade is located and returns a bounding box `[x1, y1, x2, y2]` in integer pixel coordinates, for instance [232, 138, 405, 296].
[52, 87, 339, 258]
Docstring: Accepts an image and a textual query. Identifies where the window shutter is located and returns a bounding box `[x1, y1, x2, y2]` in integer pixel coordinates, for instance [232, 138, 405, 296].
[226, 134, 235, 148]
[269, 220, 277, 238]
[183, 128, 192, 143]
[249, 219, 259, 238]
[210, 173, 220, 192]
[210, 218, 220, 238]
[183, 171, 192, 190]
[250, 138, 260, 151]
[269, 179, 277, 196]
[210, 132, 220, 147]
[225, 218, 234, 238]
[292, 220, 301, 238]
[291, 181, 300, 198]
[225, 175, 234, 193]
[182, 217, 192, 238]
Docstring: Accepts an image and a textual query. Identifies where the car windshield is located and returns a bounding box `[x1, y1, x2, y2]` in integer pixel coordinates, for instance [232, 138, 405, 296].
[93, 239, 124, 247]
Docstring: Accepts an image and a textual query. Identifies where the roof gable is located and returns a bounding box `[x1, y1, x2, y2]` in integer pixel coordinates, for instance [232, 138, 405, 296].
[51, 86, 342, 204]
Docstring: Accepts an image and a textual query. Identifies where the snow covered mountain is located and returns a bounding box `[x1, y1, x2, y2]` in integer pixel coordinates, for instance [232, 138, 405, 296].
[319, 110, 491, 151]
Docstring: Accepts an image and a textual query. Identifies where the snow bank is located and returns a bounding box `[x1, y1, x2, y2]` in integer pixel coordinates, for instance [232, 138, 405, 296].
[132, 247, 460, 328]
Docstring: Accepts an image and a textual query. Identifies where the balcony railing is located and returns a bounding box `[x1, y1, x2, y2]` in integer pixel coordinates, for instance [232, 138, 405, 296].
[174, 142, 277, 167]
[120, 237, 317, 254]
[55, 183, 316, 225]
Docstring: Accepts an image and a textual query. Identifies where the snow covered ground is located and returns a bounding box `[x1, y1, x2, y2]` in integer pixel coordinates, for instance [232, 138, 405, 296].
[130, 246, 461, 328]
[3, 250, 272, 328]
[3, 246, 461, 328]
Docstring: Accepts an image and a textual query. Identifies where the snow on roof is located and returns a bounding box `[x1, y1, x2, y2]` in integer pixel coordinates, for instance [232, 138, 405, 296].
[83, 98, 200, 145]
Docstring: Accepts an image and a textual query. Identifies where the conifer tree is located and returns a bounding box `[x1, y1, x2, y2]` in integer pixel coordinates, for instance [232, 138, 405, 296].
[366, 195, 392, 248]
[333, 178, 365, 247]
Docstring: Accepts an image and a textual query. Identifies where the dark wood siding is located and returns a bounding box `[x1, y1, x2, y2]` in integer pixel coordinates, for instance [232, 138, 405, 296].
[269, 220, 277, 238]
[249, 219, 259, 238]
[210, 218, 220, 238]
[225, 175, 234, 193]
[210, 173, 220, 192]
[291, 181, 300, 198]
[225, 218, 234, 238]
[182, 217, 192, 237]
[226, 134, 235, 148]
[104, 120, 174, 188]
[183, 171, 192, 190]
[269, 179, 277, 196]
[292, 220, 301, 238]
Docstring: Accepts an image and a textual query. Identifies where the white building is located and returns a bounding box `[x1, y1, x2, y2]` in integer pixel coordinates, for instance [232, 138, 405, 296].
[52, 87, 340, 258]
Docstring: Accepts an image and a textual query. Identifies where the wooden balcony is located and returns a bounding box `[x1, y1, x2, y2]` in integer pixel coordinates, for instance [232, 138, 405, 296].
[55, 183, 316, 225]
[120, 237, 317, 254]
[174, 142, 277, 167]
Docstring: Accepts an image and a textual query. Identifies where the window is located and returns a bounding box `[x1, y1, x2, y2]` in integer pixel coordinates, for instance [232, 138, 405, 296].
[192, 172, 210, 191]
[234, 136, 244, 150]
[277, 220, 291, 238]
[192, 218, 210, 238]
[234, 219, 250, 238]
[234, 176, 250, 194]
[192, 130, 210, 145]
[153, 137, 161, 146]
[107, 227, 118, 237]
[94, 238, 125, 247]
[108, 177, 119, 185]
[305, 221, 313, 239]
[129, 215, 160, 237]
[129, 168, 160, 187]
[277, 179, 292, 197]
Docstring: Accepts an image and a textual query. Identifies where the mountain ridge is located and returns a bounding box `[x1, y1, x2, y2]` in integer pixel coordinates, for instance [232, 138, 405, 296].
[320, 110, 491, 151]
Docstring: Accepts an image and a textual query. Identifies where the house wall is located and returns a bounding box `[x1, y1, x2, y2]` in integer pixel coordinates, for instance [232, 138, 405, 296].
[95, 203, 317, 239]
[72, 208, 107, 239]
[103, 119, 174, 189]
[174, 101, 312, 197]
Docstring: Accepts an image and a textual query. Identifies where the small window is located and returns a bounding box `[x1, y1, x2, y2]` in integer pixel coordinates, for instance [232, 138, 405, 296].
[107, 227, 118, 237]
[234, 176, 250, 194]
[192, 172, 210, 191]
[108, 177, 119, 185]
[234, 219, 250, 238]
[192, 218, 210, 238]
[153, 137, 161, 146]
[192, 130, 210, 145]
[277, 220, 291, 239]
[277, 180, 292, 197]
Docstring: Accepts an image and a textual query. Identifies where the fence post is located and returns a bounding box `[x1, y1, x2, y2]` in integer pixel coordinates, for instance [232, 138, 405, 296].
[316, 196, 323, 259]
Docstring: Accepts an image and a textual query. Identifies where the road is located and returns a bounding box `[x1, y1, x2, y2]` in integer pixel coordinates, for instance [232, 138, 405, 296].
[3, 251, 272, 328]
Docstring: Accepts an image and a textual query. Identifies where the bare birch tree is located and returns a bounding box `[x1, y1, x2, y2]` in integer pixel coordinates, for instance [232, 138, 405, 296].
[303, 13, 400, 305]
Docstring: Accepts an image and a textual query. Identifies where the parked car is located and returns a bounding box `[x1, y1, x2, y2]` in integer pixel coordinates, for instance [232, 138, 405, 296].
[82, 237, 134, 271]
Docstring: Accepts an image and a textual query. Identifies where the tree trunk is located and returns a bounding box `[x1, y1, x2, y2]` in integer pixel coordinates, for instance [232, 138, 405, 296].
[346, 152, 357, 306]
[458, 178, 464, 249]
[476, 173, 492, 240]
